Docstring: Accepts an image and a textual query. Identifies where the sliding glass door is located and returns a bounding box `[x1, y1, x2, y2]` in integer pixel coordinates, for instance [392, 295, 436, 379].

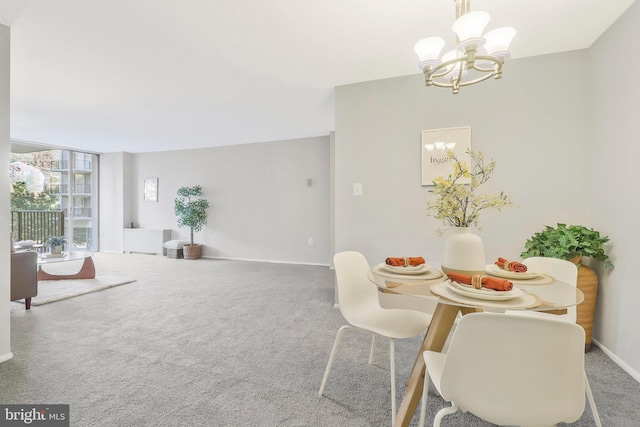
[10, 148, 99, 252]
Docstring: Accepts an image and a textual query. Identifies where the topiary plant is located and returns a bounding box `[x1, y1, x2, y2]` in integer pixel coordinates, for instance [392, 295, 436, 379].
[174, 185, 210, 246]
[521, 223, 613, 269]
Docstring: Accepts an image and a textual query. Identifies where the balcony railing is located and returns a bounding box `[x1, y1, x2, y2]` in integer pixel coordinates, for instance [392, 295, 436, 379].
[73, 207, 92, 218]
[49, 159, 92, 171]
[44, 184, 92, 194]
[45, 184, 70, 194]
[73, 184, 91, 193]
[11, 210, 65, 245]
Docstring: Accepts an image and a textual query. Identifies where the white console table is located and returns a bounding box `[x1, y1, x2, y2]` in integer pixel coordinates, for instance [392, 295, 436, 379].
[123, 228, 171, 255]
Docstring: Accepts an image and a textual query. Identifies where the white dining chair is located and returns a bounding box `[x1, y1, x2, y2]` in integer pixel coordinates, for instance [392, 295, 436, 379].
[507, 256, 602, 426]
[418, 312, 589, 427]
[319, 251, 432, 426]
[519, 256, 579, 321]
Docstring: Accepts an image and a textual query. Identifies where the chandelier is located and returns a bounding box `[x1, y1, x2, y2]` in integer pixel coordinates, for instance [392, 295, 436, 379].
[414, 0, 516, 94]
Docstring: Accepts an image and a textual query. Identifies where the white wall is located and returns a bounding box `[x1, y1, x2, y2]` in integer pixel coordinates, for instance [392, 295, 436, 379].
[99, 152, 128, 252]
[335, 50, 591, 266]
[0, 24, 12, 363]
[588, 0, 640, 378]
[125, 136, 330, 265]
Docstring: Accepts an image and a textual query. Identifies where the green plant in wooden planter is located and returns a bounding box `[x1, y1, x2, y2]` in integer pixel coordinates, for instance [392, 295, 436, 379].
[521, 223, 613, 269]
[174, 185, 210, 259]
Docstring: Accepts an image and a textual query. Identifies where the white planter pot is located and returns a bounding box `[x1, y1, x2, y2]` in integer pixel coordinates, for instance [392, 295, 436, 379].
[51, 245, 63, 255]
[441, 227, 486, 276]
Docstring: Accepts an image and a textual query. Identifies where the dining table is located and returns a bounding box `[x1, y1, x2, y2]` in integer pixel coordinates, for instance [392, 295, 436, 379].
[367, 261, 585, 427]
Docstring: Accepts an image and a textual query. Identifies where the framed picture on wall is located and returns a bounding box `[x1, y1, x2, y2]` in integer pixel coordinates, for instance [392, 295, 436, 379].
[144, 178, 158, 202]
[421, 126, 471, 186]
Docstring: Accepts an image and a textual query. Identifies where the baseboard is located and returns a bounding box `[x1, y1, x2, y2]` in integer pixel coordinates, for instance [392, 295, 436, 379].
[0, 352, 14, 364]
[592, 339, 640, 383]
[201, 255, 330, 267]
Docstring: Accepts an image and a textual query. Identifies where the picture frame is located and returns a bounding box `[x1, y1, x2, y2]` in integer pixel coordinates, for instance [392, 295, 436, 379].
[421, 126, 472, 186]
[144, 178, 158, 202]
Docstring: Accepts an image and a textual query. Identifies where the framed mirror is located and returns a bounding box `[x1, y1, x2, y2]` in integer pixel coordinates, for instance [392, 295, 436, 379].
[144, 178, 158, 202]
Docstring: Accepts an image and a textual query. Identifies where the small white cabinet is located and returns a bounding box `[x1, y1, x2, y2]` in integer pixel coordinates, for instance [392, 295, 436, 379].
[123, 228, 171, 255]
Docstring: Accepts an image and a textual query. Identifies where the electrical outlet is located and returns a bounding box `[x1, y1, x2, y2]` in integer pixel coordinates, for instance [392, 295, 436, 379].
[308, 238, 314, 245]
[353, 183, 363, 196]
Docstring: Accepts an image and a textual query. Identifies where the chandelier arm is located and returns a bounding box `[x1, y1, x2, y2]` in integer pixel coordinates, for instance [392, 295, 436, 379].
[427, 68, 499, 89]
[426, 57, 468, 79]
[470, 55, 503, 73]
[456, 72, 498, 87]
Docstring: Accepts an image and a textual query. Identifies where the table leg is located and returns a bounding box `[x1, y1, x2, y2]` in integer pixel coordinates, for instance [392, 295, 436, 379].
[393, 304, 477, 427]
[37, 256, 96, 281]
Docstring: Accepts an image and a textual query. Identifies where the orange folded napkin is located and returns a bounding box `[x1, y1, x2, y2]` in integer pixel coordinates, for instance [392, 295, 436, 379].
[385, 257, 425, 267]
[446, 272, 513, 291]
[495, 257, 527, 272]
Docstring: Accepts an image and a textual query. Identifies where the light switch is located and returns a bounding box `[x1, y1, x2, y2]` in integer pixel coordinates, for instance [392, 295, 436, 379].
[353, 183, 363, 196]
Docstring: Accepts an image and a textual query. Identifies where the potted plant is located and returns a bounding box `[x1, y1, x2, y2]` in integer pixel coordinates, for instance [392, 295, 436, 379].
[521, 223, 613, 350]
[426, 149, 515, 275]
[46, 236, 66, 255]
[521, 223, 613, 269]
[174, 185, 210, 260]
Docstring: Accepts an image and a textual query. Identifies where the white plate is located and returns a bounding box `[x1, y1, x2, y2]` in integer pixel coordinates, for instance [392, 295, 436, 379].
[485, 264, 540, 280]
[446, 280, 523, 301]
[380, 263, 430, 275]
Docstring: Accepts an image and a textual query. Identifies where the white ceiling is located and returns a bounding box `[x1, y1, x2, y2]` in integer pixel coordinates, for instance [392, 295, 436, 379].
[1, 0, 636, 154]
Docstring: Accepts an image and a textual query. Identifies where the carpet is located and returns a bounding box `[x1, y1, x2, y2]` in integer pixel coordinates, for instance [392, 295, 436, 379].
[17, 275, 136, 306]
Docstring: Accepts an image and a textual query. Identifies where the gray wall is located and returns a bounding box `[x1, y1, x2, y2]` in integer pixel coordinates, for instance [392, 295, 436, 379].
[0, 24, 11, 362]
[103, 136, 331, 265]
[335, 50, 591, 266]
[588, 0, 640, 378]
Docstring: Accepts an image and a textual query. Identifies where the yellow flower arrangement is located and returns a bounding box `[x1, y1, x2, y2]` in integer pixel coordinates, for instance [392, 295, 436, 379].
[426, 149, 514, 230]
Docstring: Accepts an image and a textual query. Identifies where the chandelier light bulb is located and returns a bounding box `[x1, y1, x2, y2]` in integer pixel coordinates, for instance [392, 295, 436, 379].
[414, 37, 446, 70]
[483, 27, 517, 59]
[441, 50, 463, 79]
[452, 11, 490, 45]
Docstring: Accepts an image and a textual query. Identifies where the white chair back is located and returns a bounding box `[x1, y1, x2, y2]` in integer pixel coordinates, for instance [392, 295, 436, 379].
[439, 312, 586, 426]
[333, 251, 379, 324]
[523, 256, 578, 321]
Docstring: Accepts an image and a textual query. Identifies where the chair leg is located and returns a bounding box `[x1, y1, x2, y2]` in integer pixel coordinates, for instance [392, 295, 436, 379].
[585, 374, 602, 427]
[390, 338, 396, 426]
[418, 362, 430, 427]
[25, 298, 31, 310]
[319, 325, 353, 396]
[434, 402, 459, 427]
[369, 335, 377, 364]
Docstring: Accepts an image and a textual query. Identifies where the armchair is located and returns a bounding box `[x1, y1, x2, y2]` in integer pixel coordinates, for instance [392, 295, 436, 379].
[10, 251, 38, 309]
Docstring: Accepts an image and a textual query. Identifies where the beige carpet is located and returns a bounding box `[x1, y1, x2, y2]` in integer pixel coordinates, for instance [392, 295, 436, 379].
[17, 275, 136, 306]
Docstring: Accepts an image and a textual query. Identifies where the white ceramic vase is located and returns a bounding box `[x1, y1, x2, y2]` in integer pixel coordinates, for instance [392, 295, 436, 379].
[441, 227, 486, 276]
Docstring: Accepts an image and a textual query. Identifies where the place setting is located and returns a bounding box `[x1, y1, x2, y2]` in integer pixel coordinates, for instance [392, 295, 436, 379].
[483, 257, 554, 285]
[431, 271, 542, 309]
[371, 256, 445, 289]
